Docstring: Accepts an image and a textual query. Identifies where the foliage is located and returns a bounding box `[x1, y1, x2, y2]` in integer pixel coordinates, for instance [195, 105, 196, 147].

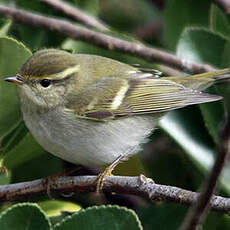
[0, 203, 141, 230]
[0, 0, 230, 229]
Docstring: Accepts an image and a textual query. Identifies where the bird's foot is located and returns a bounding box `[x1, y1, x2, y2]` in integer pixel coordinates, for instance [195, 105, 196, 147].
[95, 155, 124, 194]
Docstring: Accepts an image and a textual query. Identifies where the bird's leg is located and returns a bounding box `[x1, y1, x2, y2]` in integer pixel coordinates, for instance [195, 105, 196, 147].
[95, 155, 124, 193]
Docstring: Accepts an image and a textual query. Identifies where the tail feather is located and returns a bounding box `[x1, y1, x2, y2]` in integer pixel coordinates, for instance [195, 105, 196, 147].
[190, 68, 230, 81]
[187, 92, 222, 106]
[165, 68, 230, 91]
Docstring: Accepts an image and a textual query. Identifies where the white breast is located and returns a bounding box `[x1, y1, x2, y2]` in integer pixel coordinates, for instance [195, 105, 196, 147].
[22, 105, 159, 167]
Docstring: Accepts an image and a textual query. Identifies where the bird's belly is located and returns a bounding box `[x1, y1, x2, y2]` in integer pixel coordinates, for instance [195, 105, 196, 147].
[23, 108, 158, 167]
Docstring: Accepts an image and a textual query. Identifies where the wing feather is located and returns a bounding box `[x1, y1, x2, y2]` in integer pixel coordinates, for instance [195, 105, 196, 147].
[66, 73, 222, 120]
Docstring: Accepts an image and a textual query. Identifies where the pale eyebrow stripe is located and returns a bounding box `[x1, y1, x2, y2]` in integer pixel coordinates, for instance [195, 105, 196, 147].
[27, 64, 80, 81]
[53, 64, 80, 80]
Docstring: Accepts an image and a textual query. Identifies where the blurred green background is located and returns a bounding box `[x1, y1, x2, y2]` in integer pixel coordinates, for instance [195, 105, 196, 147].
[0, 0, 230, 229]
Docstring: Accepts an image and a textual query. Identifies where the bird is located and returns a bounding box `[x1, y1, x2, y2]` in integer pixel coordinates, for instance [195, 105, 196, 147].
[4, 49, 230, 191]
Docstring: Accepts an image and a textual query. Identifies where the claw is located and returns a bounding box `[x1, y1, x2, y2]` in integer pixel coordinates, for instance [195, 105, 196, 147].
[95, 155, 124, 193]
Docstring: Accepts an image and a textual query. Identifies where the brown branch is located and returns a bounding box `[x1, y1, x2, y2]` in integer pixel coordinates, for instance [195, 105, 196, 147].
[38, 0, 109, 31]
[179, 114, 230, 230]
[214, 0, 230, 15]
[0, 175, 230, 214]
[0, 5, 215, 74]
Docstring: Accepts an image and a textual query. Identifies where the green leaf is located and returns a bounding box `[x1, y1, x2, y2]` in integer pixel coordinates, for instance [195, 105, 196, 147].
[210, 5, 230, 38]
[0, 20, 12, 36]
[0, 37, 31, 140]
[54, 205, 143, 230]
[0, 120, 27, 157]
[146, 130, 205, 189]
[137, 203, 187, 230]
[161, 27, 230, 194]
[177, 27, 230, 142]
[0, 203, 51, 230]
[39, 200, 81, 217]
[177, 27, 228, 66]
[160, 110, 214, 174]
[137, 203, 230, 230]
[164, 0, 211, 50]
[160, 110, 230, 193]
[2, 131, 46, 170]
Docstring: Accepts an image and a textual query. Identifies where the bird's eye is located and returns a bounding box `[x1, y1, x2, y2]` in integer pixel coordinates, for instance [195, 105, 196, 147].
[40, 79, 51, 88]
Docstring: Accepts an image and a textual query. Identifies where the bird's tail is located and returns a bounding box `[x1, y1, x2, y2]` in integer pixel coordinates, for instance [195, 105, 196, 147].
[165, 68, 230, 91]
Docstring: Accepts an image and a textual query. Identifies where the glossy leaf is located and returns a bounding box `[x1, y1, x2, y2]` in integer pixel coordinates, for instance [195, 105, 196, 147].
[0, 37, 31, 140]
[137, 203, 230, 230]
[159, 27, 230, 193]
[177, 27, 230, 143]
[54, 205, 143, 230]
[210, 5, 230, 37]
[0, 20, 12, 36]
[0, 203, 51, 230]
[160, 106, 230, 193]
[2, 131, 46, 170]
[0, 120, 27, 156]
[160, 110, 214, 174]
[164, 0, 211, 50]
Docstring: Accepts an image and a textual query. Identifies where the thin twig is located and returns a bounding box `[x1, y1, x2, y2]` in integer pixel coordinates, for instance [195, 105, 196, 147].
[0, 175, 230, 214]
[38, 0, 109, 31]
[0, 5, 215, 74]
[179, 114, 230, 230]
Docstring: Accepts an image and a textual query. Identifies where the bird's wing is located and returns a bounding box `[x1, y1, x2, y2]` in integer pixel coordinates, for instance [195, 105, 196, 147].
[66, 73, 222, 121]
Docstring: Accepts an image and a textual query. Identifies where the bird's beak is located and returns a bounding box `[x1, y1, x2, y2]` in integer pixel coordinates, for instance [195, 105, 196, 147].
[4, 75, 25, 85]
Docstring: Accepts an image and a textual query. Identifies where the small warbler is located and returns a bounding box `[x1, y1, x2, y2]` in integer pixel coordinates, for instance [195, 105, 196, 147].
[4, 49, 230, 183]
